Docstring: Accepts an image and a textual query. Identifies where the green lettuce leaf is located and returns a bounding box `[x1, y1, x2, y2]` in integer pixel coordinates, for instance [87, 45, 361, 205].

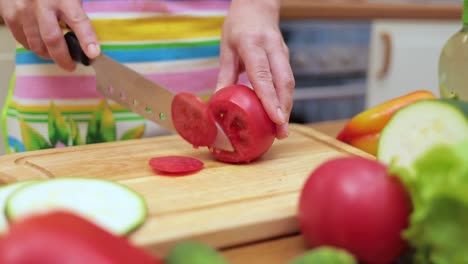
[389, 140, 468, 263]
[290, 246, 357, 264]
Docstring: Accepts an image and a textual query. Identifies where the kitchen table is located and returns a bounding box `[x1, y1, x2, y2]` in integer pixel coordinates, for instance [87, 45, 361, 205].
[0, 119, 360, 263]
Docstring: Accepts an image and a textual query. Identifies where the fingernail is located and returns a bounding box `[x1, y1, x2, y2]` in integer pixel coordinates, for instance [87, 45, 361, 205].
[87, 43, 100, 58]
[276, 123, 289, 140]
[277, 107, 286, 124]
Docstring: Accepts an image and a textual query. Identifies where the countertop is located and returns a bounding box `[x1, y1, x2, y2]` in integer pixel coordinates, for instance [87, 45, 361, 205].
[0, 1, 462, 25]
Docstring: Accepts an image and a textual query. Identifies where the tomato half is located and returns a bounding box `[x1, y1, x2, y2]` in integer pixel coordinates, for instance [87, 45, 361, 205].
[298, 157, 412, 264]
[171, 93, 217, 148]
[207, 85, 276, 163]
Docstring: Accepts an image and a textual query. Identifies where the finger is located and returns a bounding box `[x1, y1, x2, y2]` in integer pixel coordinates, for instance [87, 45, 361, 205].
[238, 43, 285, 125]
[60, 1, 100, 59]
[5, 21, 30, 49]
[266, 42, 295, 139]
[37, 8, 76, 71]
[216, 44, 239, 91]
[276, 123, 289, 139]
[22, 16, 50, 59]
[0, 2, 28, 49]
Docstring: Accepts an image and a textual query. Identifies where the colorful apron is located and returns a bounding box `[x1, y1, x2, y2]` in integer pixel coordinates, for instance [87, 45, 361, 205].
[1, 0, 232, 153]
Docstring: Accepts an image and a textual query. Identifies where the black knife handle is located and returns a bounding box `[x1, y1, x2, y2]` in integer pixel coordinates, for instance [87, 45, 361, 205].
[64, 31, 91, 66]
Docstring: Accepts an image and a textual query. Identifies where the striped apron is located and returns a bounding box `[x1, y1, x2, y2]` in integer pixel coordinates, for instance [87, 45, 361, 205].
[1, 0, 233, 153]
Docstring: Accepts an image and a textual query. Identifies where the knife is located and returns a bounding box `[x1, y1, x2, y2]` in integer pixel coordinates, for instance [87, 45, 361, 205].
[64, 32, 234, 151]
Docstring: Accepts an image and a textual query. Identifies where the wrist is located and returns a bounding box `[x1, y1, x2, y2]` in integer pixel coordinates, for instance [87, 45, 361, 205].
[232, 0, 281, 13]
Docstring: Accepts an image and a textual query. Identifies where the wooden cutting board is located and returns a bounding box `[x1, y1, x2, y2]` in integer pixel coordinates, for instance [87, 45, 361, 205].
[0, 124, 372, 256]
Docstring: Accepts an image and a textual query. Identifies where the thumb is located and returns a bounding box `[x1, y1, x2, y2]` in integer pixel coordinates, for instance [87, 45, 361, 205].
[216, 45, 238, 91]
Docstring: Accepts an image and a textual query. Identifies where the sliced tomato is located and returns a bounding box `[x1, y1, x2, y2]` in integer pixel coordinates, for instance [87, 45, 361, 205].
[149, 156, 204, 175]
[207, 85, 276, 163]
[171, 93, 217, 147]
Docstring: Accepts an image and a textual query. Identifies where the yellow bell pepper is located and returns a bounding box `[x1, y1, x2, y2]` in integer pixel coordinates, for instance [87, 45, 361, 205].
[337, 90, 436, 155]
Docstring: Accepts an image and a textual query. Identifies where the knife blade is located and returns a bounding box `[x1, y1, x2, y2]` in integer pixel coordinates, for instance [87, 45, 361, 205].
[64, 32, 234, 151]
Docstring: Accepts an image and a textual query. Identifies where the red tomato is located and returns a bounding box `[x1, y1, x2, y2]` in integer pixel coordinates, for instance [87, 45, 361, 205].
[0, 211, 162, 264]
[149, 155, 204, 175]
[171, 92, 217, 147]
[207, 85, 276, 163]
[298, 157, 412, 264]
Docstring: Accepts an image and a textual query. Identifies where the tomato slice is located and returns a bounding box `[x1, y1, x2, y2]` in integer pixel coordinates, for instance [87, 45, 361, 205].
[149, 156, 204, 175]
[171, 93, 217, 147]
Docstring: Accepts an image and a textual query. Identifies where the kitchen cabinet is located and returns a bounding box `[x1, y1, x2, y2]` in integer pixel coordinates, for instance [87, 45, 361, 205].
[365, 19, 460, 107]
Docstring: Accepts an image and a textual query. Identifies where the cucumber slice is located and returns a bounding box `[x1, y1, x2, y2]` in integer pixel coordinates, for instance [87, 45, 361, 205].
[0, 180, 39, 233]
[378, 99, 468, 168]
[5, 178, 147, 235]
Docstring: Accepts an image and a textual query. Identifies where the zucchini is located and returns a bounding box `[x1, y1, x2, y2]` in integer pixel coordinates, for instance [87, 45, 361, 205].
[5, 178, 147, 235]
[0, 181, 39, 233]
[378, 99, 468, 169]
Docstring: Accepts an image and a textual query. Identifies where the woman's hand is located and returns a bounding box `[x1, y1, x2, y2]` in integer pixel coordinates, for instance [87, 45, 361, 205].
[216, 0, 295, 139]
[0, 0, 100, 71]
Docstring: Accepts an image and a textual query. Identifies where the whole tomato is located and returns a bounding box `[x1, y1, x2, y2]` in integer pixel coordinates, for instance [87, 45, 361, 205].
[0, 211, 161, 264]
[298, 157, 412, 264]
[207, 85, 276, 163]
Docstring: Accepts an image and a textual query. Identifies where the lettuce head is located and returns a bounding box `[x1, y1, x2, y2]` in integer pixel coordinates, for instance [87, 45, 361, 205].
[389, 139, 468, 264]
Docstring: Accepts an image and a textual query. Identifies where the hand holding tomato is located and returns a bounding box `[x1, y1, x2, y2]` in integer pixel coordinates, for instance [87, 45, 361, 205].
[216, 0, 295, 140]
[208, 85, 276, 163]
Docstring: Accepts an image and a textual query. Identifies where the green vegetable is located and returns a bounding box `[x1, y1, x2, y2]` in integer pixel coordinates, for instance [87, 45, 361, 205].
[166, 241, 228, 264]
[390, 139, 468, 263]
[378, 99, 468, 169]
[5, 178, 147, 235]
[290, 246, 357, 264]
[0, 181, 39, 233]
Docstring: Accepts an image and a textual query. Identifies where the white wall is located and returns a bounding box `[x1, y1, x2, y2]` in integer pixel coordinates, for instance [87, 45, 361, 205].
[0, 26, 16, 155]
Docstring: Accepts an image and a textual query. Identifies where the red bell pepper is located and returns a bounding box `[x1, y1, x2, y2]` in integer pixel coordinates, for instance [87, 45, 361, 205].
[0, 211, 163, 264]
[337, 90, 436, 155]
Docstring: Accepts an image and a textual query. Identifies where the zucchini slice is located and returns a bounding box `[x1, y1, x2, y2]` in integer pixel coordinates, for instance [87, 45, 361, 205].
[5, 178, 147, 235]
[0, 180, 39, 233]
[378, 99, 468, 168]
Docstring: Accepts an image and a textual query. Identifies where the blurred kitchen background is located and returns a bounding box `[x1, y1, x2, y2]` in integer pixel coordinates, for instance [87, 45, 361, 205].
[0, 0, 464, 154]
